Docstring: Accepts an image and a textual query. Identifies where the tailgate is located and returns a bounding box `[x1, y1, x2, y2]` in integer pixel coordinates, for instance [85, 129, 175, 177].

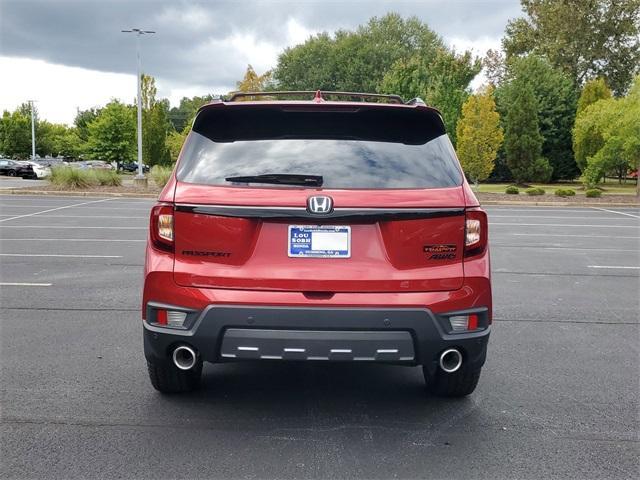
[172, 186, 466, 293]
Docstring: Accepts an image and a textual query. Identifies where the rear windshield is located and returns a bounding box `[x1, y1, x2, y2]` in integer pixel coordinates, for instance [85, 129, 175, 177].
[177, 106, 463, 189]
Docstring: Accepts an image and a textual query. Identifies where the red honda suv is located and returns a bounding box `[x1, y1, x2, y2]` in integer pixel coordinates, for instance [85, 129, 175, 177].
[142, 91, 491, 397]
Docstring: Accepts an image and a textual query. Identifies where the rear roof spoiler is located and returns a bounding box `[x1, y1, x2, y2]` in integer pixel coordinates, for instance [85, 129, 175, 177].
[193, 99, 446, 144]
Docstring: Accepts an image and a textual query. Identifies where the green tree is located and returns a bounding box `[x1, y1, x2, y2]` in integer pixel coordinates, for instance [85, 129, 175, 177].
[74, 107, 101, 142]
[47, 125, 82, 159]
[456, 86, 504, 185]
[0, 104, 84, 159]
[503, 81, 552, 183]
[0, 107, 31, 158]
[274, 13, 445, 92]
[33, 120, 56, 157]
[166, 129, 187, 162]
[380, 49, 481, 144]
[141, 75, 171, 166]
[573, 78, 613, 172]
[86, 100, 136, 163]
[574, 76, 640, 185]
[503, 0, 640, 95]
[576, 78, 613, 116]
[496, 55, 578, 180]
[273, 13, 480, 144]
[168, 95, 214, 132]
[275, 32, 337, 90]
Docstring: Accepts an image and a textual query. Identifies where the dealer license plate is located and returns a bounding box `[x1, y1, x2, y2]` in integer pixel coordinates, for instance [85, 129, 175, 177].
[288, 225, 351, 258]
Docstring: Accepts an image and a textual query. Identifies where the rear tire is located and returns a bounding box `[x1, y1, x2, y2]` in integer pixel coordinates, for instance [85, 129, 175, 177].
[424, 365, 481, 397]
[147, 360, 202, 393]
[8, 170, 16, 177]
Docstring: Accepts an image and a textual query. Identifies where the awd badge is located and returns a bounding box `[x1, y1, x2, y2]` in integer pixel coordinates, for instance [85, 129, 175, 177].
[423, 244, 457, 260]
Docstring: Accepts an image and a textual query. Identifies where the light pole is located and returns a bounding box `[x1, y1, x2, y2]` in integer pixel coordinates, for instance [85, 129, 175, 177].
[28, 100, 36, 160]
[121, 28, 155, 186]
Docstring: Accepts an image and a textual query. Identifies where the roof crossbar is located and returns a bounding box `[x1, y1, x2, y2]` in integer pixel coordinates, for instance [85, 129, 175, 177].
[226, 90, 405, 104]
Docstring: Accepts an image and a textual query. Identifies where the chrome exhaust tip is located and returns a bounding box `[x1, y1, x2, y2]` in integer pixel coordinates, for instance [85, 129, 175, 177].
[439, 348, 463, 373]
[172, 345, 197, 371]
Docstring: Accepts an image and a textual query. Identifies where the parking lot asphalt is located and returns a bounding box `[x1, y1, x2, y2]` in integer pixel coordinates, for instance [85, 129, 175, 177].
[1, 195, 639, 479]
[0, 177, 48, 190]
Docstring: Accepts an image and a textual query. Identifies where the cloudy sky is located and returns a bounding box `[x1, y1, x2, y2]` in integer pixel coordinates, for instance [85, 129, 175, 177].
[0, 0, 521, 125]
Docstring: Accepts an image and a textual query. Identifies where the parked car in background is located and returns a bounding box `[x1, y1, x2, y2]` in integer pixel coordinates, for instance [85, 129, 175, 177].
[84, 160, 113, 170]
[68, 161, 90, 169]
[20, 161, 51, 179]
[39, 159, 67, 168]
[0, 159, 36, 178]
[118, 161, 150, 173]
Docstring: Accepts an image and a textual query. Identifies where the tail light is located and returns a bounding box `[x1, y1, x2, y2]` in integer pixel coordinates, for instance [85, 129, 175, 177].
[150, 204, 174, 252]
[464, 208, 488, 257]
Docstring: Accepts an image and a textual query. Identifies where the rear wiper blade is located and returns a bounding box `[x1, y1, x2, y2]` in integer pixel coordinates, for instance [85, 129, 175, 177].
[224, 173, 323, 187]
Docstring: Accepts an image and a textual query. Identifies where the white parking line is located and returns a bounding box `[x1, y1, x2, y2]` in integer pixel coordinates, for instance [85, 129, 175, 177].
[0, 205, 61, 208]
[0, 198, 152, 205]
[588, 265, 640, 269]
[0, 206, 149, 211]
[0, 215, 147, 219]
[591, 207, 640, 219]
[491, 223, 638, 228]
[485, 208, 637, 213]
[0, 253, 122, 258]
[494, 245, 639, 252]
[0, 282, 52, 287]
[0, 198, 113, 223]
[1, 226, 146, 229]
[0, 238, 146, 242]
[509, 233, 640, 239]
[490, 215, 637, 220]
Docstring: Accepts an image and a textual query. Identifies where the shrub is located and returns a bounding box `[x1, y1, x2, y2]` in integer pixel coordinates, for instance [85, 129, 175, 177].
[505, 186, 519, 195]
[93, 169, 122, 186]
[585, 189, 602, 198]
[50, 166, 98, 189]
[150, 165, 173, 188]
[525, 187, 545, 196]
[554, 188, 576, 197]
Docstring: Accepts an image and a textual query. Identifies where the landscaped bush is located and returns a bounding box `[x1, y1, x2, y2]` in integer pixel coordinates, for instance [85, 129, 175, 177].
[554, 188, 576, 197]
[93, 169, 122, 186]
[525, 187, 545, 196]
[50, 166, 98, 189]
[505, 186, 520, 194]
[585, 189, 602, 198]
[150, 165, 173, 187]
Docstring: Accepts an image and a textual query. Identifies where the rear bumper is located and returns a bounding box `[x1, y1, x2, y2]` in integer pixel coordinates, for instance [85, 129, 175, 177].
[142, 253, 491, 373]
[143, 304, 490, 375]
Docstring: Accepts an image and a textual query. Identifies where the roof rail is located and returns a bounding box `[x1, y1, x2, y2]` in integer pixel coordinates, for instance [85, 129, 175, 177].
[226, 90, 404, 104]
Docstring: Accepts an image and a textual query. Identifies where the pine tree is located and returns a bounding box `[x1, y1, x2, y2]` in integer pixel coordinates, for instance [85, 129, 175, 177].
[496, 56, 578, 180]
[503, 82, 552, 184]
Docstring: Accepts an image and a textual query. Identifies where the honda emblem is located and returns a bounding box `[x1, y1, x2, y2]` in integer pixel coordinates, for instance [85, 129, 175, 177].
[307, 196, 333, 214]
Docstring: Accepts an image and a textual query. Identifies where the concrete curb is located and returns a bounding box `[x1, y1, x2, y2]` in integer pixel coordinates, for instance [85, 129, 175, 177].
[2, 188, 638, 207]
[0, 189, 159, 199]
